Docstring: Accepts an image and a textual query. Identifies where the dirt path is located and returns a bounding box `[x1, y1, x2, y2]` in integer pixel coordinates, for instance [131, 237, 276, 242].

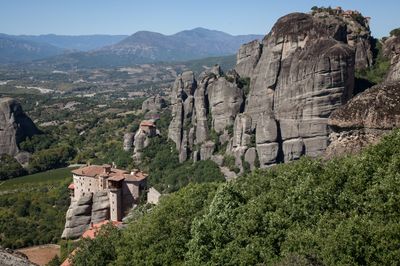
[17, 244, 60, 266]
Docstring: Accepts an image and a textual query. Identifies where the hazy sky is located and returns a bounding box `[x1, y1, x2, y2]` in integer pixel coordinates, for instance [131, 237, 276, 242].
[1, 0, 399, 37]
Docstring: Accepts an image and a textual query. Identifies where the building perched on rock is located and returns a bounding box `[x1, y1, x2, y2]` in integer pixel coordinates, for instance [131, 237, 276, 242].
[62, 164, 147, 239]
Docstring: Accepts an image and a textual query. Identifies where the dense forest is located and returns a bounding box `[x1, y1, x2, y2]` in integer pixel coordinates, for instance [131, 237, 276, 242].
[70, 129, 400, 265]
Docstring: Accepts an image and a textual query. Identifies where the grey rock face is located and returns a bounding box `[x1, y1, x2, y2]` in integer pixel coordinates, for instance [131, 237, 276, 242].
[123, 132, 135, 151]
[141, 95, 167, 113]
[235, 40, 262, 77]
[168, 71, 197, 150]
[244, 147, 257, 170]
[241, 13, 355, 166]
[200, 141, 215, 160]
[62, 191, 111, 239]
[383, 36, 400, 82]
[0, 97, 40, 157]
[208, 76, 244, 133]
[326, 81, 400, 158]
[166, 12, 357, 170]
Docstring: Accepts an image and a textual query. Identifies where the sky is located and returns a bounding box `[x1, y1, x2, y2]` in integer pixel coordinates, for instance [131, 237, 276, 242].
[0, 0, 399, 38]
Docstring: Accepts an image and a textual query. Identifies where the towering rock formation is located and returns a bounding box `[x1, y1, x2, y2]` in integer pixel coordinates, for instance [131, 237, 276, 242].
[168, 66, 245, 163]
[0, 97, 40, 157]
[232, 13, 355, 168]
[168, 12, 356, 171]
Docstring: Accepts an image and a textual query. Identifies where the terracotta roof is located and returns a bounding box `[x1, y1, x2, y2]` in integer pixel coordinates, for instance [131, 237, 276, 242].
[124, 172, 147, 182]
[68, 183, 75, 190]
[140, 120, 155, 127]
[71, 165, 148, 182]
[82, 220, 123, 239]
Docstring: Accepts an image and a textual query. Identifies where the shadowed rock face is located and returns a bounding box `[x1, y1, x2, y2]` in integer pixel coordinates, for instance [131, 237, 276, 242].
[325, 82, 400, 158]
[383, 36, 400, 82]
[0, 98, 40, 157]
[168, 12, 357, 172]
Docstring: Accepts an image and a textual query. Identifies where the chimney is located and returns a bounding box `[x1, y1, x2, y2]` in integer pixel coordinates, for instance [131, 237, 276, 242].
[103, 164, 111, 174]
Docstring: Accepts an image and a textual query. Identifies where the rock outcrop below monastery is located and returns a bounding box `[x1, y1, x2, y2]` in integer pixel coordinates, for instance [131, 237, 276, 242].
[62, 191, 110, 239]
[0, 97, 40, 157]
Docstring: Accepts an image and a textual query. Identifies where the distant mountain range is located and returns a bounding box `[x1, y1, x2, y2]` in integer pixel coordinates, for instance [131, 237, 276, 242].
[0, 28, 262, 67]
[0, 34, 64, 63]
[16, 34, 128, 51]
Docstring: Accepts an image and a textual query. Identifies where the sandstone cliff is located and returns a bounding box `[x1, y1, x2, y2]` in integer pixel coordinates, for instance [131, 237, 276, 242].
[168, 12, 356, 172]
[0, 97, 40, 157]
[324, 32, 400, 158]
[383, 35, 400, 82]
[62, 191, 110, 239]
[326, 82, 400, 157]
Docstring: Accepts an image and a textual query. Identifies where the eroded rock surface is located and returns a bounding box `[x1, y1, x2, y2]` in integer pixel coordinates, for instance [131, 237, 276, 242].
[166, 11, 370, 174]
[62, 191, 110, 239]
[0, 247, 36, 266]
[326, 82, 400, 157]
[141, 95, 167, 113]
[0, 97, 40, 157]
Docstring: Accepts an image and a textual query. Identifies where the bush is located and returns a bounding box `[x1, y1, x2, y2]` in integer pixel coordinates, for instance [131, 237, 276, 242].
[28, 145, 75, 174]
[69, 129, 400, 265]
[390, 28, 400, 37]
[0, 155, 26, 180]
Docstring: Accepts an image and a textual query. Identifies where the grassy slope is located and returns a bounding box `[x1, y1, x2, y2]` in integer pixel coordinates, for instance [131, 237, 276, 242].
[0, 167, 74, 191]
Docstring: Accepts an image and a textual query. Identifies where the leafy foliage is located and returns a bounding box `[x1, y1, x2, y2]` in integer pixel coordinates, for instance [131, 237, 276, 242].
[0, 154, 26, 180]
[0, 175, 70, 248]
[141, 136, 224, 192]
[356, 40, 390, 88]
[73, 129, 400, 265]
[72, 224, 122, 266]
[390, 28, 400, 37]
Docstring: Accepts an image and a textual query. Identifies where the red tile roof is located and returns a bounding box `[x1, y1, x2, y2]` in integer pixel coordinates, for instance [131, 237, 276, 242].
[82, 220, 123, 239]
[140, 120, 155, 127]
[71, 165, 147, 182]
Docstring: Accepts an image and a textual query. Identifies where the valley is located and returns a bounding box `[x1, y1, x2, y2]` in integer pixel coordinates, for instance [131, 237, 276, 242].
[0, 3, 400, 266]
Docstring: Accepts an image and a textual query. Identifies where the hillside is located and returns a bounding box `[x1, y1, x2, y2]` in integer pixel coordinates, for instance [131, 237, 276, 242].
[35, 28, 261, 68]
[16, 34, 127, 51]
[71, 128, 400, 265]
[0, 34, 64, 63]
